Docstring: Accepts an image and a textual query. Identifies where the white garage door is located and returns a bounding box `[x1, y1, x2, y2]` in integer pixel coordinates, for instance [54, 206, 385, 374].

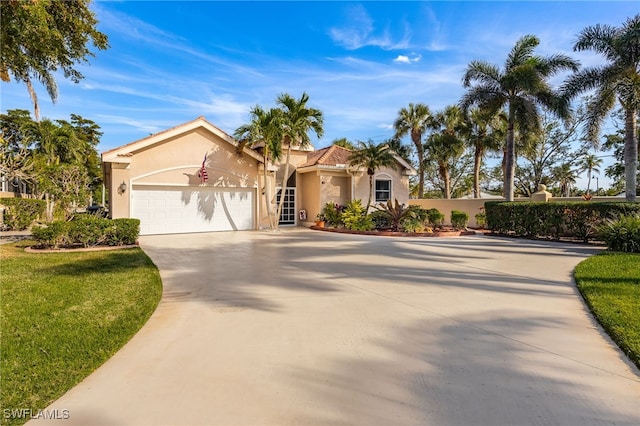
[132, 186, 254, 235]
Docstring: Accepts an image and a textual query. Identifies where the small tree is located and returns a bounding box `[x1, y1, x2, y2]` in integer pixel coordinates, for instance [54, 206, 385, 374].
[348, 141, 397, 213]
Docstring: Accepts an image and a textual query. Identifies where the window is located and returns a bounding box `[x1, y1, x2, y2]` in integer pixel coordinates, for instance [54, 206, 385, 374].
[375, 179, 391, 202]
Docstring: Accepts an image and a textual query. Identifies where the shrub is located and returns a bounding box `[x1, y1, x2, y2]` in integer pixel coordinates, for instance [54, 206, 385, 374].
[426, 208, 444, 226]
[105, 219, 140, 246]
[485, 201, 640, 241]
[370, 210, 391, 230]
[66, 216, 110, 247]
[1, 198, 46, 230]
[401, 217, 426, 233]
[322, 202, 345, 227]
[32, 222, 68, 249]
[600, 215, 640, 253]
[451, 210, 469, 230]
[475, 212, 487, 228]
[31, 217, 140, 248]
[342, 199, 374, 231]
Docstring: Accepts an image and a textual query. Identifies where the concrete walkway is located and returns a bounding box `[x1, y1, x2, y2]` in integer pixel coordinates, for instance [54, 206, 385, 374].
[31, 229, 639, 425]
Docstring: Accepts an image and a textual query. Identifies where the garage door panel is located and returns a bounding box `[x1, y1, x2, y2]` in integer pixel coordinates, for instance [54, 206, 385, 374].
[132, 186, 254, 235]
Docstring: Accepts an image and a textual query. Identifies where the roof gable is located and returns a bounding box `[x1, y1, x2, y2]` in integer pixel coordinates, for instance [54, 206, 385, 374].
[299, 144, 416, 175]
[102, 117, 263, 163]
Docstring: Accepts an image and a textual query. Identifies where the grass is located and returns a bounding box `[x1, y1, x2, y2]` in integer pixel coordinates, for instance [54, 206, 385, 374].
[574, 252, 640, 369]
[0, 241, 162, 426]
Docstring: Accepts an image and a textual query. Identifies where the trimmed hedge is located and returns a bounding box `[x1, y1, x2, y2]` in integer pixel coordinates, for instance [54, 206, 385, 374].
[32, 218, 140, 248]
[1, 198, 46, 230]
[485, 201, 640, 242]
[451, 210, 469, 230]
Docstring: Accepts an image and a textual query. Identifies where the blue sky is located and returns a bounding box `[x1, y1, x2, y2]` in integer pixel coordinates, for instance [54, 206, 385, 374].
[1, 1, 637, 188]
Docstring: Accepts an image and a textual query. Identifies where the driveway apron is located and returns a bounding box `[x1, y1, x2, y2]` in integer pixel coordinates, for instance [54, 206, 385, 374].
[30, 229, 640, 425]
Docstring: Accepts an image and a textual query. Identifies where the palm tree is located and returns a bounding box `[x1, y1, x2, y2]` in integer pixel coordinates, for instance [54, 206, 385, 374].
[234, 106, 284, 230]
[579, 153, 603, 194]
[461, 34, 580, 201]
[348, 140, 396, 213]
[276, 92, 324, 227]
[426, 105, 467, 199]
[393, 103, 432, 199]
[464, 108, 506, 198]
[562, 15, 640, 201]
[554, 162, 579, 197]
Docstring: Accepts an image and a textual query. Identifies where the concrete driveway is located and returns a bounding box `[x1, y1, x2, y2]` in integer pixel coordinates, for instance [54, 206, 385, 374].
[32, 229, 639, 425]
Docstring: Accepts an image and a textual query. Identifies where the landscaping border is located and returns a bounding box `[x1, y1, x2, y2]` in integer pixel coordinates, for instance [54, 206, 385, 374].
[310, 226, 477, 237]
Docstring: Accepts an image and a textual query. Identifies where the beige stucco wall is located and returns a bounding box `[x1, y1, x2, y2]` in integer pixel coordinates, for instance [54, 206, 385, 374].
[298, 172, 320, 225]
[353, 166, 410, 209]
[107, 128, 261, 224]
[409, 196, 624, 228]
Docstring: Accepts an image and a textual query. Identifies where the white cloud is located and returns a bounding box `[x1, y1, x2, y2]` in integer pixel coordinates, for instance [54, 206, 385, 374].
[393, 54, 422, 64]
[328, 4, 411, 50]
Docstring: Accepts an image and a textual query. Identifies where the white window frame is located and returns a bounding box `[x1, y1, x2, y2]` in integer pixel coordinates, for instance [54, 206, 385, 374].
[375, 177, 392, 203]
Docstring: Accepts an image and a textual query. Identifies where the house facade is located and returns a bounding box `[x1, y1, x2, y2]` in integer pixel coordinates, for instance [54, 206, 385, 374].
[102, 117, 416, 235]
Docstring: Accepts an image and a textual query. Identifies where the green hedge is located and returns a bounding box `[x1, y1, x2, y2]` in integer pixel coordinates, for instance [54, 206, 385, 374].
[1, 198, 46, 230]
[32, 218, 140, 248]
[451, 210, 469, 230]
[485, 201, 640, 242]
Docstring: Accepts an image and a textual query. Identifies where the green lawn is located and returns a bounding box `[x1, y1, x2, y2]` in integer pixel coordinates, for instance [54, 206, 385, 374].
[574, 252, 640, 369]
[0, 241, 162, 426]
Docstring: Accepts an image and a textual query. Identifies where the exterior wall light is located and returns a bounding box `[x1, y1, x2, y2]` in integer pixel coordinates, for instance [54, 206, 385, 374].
[119, 181, 127, 192]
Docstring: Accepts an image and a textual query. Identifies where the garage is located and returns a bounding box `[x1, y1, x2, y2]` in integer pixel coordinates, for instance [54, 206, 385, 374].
[132, 186, 255, 235]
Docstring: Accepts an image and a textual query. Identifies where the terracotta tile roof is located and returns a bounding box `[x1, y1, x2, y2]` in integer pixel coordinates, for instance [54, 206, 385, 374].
[299, 145, 352, 168]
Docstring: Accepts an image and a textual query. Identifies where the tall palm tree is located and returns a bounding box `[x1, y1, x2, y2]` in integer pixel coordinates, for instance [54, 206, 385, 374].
[562, 14, 640, 201]
[234, 106, 284, 230]
[464, 108, 506, 198]
[461, 34, 580, 201]
[579, 153, 603, 194]
[425, 105, 466, 199]
[393, 103, 432, 199]
[276, 92, 324, 227]
[348, 141, 397, 213]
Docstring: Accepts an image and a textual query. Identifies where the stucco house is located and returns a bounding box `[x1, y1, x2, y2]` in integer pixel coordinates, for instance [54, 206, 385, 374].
[102, 117, 416, 235]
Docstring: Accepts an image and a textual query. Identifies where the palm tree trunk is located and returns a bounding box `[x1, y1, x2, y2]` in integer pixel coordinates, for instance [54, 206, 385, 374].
[366, 173, 373, 214]
[275, 145, 292, 228]
[473, 145, 482, 198]
[25, 76, 41, 122]
[504, 113, 516, 201]
[586, 170, 592, 194]
[263, 150, 275, 230]
[624, 109, 638, 202]
[412, 130, 424, 199]
[441, 165, 451, 199]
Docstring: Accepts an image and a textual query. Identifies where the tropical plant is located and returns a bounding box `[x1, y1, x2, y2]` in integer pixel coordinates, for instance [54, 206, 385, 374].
[332, 137, 355, 150]
[276, 92, 324, 227]
[0, 0, 109, 121]
[579, 153, 603, 194]
[426, 105, 467, 199]
[322, 202, 345, 228]
[461, 34, 580, 201]
[562, 14, 640, 201]
[348, 140, 397, 213]
[464, 108, 505, 198]
[394, 103, 433, 198]
[600, 214, 640, 253]
[234, 105, 284, 229]
[341, 199, 374, 231]
[553, 162, 579, 197]
[374, 199, 421, 231]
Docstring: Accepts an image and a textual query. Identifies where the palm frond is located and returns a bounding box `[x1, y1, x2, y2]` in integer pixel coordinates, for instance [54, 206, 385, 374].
[574, 23, 617, 58]
[462, 60, 502, 87]
[505, 35, 539, 70]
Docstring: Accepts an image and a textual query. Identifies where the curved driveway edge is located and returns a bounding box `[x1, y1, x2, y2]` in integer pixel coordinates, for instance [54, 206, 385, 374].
[30, 229, 640, 425]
